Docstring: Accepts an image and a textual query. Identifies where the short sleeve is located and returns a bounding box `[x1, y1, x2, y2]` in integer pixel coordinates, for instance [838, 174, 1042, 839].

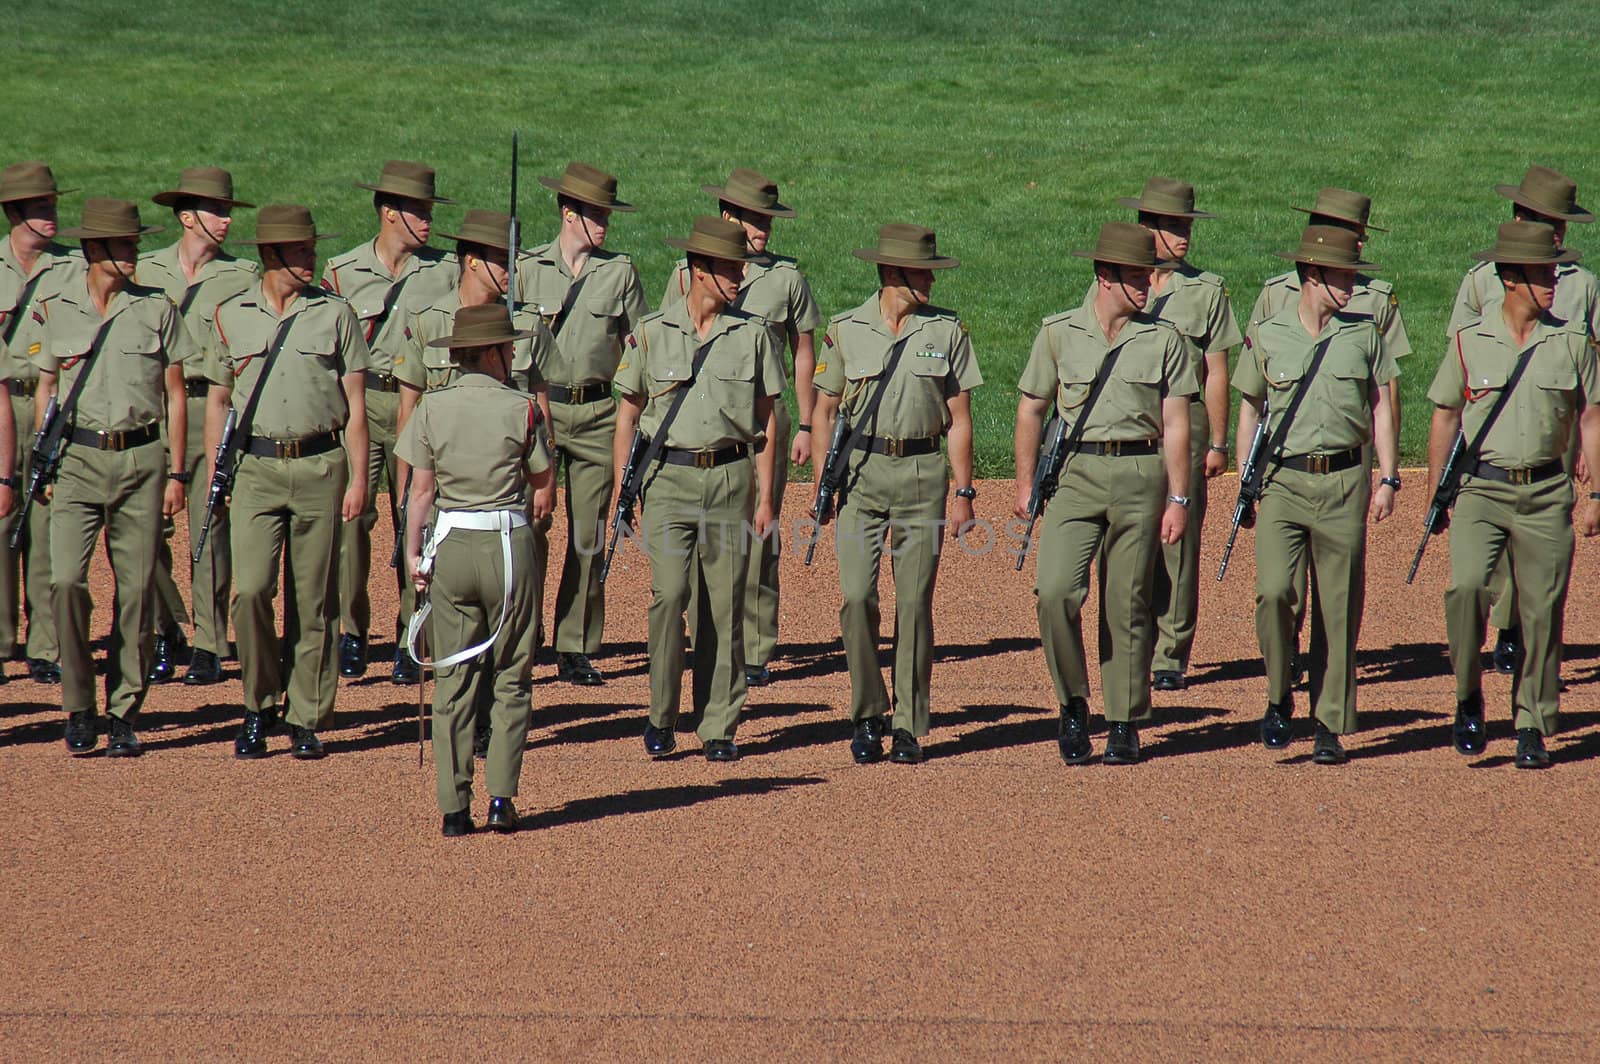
[619, 264, 649, 335]
[1016, 325, 1059, 399]
[1231, 338, 1268, 399]
[1369, 326, 1399, 387]
[1206, 285, 1243, 352]
[1163, 330, 1198, 397]
[756, 330, 784, 400]
[614, 330, 646, 397]
[394, 397, 432, 469]
[813, 323, 845, 396]
[1446, 269, 1484, 337]
[947, 321, 982, 393]
[160, 298, 198, 368]
[336, 302, 371, 375]
[1426, 336, 1467, 409]
[1579, 336, 1600, 405]
[790, 271, 822, 334]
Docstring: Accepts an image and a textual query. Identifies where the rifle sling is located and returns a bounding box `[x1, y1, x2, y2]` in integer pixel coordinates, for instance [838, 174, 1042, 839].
[628, 333, 720, 493]
[1056, 336, 1131, 459]
[3, 269, 53, 346]
[228, 310, 305, 460]
[826, 334, 914, 485]
[47, 310, 125, 448]
[1253, 333, 1336, 492]
[550, 270, 591, 337]
[1452, 341, 1540, 489]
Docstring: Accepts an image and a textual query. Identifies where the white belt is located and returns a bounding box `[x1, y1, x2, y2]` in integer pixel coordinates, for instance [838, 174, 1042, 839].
[405, 509, 528, 669]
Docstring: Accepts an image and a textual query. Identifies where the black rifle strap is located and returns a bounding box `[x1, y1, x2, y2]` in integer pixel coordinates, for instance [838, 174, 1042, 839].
[1255, 333, 1336, 489]
[47, 311, 123, 440]
[629, 333, 720, 489]
[365, 273, 413, 343]
[176, 280, 207, 317]
[550, 271, 591, 337]
[826, 334, 914, 483]
[1057, 337, 1130, 456]
[2, 270, 50, 345]
[1457, 340, 1540, 469]
[230, 311, 304, 447]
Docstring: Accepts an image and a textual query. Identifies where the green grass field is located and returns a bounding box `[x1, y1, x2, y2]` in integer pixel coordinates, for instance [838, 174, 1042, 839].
[11, 0, 1600, 473]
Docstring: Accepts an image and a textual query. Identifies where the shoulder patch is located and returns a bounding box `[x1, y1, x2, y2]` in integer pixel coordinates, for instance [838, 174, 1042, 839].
[822, 332, 835, 348]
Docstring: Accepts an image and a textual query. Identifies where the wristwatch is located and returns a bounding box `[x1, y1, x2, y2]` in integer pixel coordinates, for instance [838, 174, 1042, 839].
[167, 470, 192, 484]
[1379, 476, 1402, 491]
[1208, 443, 1229, 455]
[0, 475, 17, 489]
[954, 486, 977, 500]
[1167, 494, 1191, 509]
[797, 424, 812, 434]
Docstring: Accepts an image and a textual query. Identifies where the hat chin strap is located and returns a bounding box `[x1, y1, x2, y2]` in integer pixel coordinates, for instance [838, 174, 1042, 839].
[398, 210, 429, 249]
[195, 212, 226, 248]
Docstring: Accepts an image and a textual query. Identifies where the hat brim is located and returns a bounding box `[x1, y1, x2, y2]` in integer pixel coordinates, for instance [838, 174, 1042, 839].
[1271, 250, 1382, 271]
[850, 248, 961, 270]
[1469, 246, 1583, 265]
[700, 183, 796, 218]
[1069, 249, 1181, 270]
[1494, 184, 1595, 223]
[233, 233, 342, 245]
[425, 329, 534, 350]
[0, 186, 78, 204]
[152, 191, 256, 209]
[664, 236, 759, 263]
[437, 231, 511, 251]
[1117, 196, 1216, 219]
[353, 182, 456, 205]
[59, 224, 165, 240]
[1290, 205, 1387, 233]
[539, 176, 635, 212]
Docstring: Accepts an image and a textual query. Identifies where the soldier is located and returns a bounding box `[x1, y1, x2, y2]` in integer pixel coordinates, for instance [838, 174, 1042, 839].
[398, 304, 551, 837]
[661, 169, 822, 686]
[386, 208, 555, 759]
[517, 162, 648, 687]
[0, 162, 81, 685]
[323, 161, 455, 684]
[140, 167, 258, 686]
[1428, 221, 1600, 768]
[811, 224, 980, 764]
[21, 199, 192, 755]
[207, 204, 370, 760]
[1233, 226, 1400, 764]
[1100, 178, 1240, 692]
[1247, 188, 1411, 686]
[611, 216, 782, 762]
[1446, 166, 1597, 675]
[1013, 222, 1194, 766]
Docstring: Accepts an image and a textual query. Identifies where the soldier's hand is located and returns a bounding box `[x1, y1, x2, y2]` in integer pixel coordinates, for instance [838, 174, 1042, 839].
[790, 431, 812, 467]
[342, 481, 368, 522]
[813, 488, 834, 527]
[1582, 502, 1600, 538]
[1577, 455, 1591, 485]
[161, 480, 186, 519]
[1369, 483, 1396, 523]
[408, 556, 431, 593]
[1430, 510, 1451, 534]
[0, 484, 13, 520]
[1160, 502, 1188, 544]
[1012, 483, 1032, 522]
[1203, 449, 1228, 478]
[531, 483, 555, 522]
[752, 499, 775, 539]
[949, 496, 975, 541]
[1237, 499, 1257, 529]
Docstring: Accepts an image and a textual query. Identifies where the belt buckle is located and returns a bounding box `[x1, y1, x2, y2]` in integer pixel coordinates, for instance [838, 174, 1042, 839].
[99, 430, 121, 451]
[281, 439, 302, 459]
[1104, 441, 1122, 457]
[1307, 453, 1330, 474]
[1509, 467, 1532, 485]
[886, 438, 906, 458]
[694, 450, 715, 469]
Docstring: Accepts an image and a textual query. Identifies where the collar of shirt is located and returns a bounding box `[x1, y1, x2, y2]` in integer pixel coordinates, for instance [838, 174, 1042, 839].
[1064, 302, 1158, 349]
[844, 293, 941, 346]
[657, 302, 744, 347]
[0, 239, 77, 282]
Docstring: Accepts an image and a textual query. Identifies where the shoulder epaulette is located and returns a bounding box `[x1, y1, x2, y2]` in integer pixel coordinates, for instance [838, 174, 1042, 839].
[1362, 276, 1394, 295]
[1041, 309, 1074, 328]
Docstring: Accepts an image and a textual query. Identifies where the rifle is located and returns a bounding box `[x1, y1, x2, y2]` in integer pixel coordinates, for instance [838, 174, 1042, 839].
[9, 396, 61, 549]
[599, 428, 647, 585]
[1014, 414, 1068, 571]
[506, 130, 520, 318]
[389, 467, 414, 570]
[1216, 402, 1270, 581]
[804, 412, 852, 566]
[191, 407, 237, 563]
[1406, 430, 1466, 585]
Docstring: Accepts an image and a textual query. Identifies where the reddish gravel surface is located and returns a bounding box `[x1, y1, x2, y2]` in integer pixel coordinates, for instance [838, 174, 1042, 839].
[4, 476, 1599, 1061]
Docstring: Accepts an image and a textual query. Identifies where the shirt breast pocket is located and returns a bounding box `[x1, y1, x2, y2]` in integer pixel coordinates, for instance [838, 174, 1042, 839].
[1056, 355, 1097, 411]
[1328, 350, 1371, 385]
[1535, 366, 1578, 422]
[711, 357, 754, 402]
[844, 347, 887, 383]
[649, 354, 694, 391]
[583, 297, 620, 337]
[298, 336, 339, 372]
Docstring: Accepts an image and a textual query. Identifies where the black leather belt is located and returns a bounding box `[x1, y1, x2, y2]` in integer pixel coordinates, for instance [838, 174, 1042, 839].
[855, 434, 940, 458]
[8, 378, 37, 397]
[184, 378, 211, 398]
[659, 443, 748, 469]
[1467, 458, 1565, 486]
[69, 422, 161, 451]
[1275, 447, 1362, 474]
[1068, 439, 1159, 457]
[367, 373, 401, 394]
[548, 382, 612, 405]
[246, 431, 341, 459]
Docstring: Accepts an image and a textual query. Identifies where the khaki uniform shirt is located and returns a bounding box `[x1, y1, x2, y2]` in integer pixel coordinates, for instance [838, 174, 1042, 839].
[1018, 305, 1196, 441]
[396, 373, 551, 512]
[137, 244, 259, 379]
[1247, 270, 1412, 362]
[1448, 261, 1600, 340]
[614, 306, 784, 450]
[208, 283, 369, 439]
[1083, 263, 1242, 388]
[1427, 311, 1599, 468]
[1232, 309, 1395, 454]
[23, 280, 193, 432]
[0, 240, 85, 385]
[661, 252, 821, 359]
[321, 241, 456, 375]
[514, 240, 647, 388]
[814, 297, 983, 439]
[389, 290, 551, 394]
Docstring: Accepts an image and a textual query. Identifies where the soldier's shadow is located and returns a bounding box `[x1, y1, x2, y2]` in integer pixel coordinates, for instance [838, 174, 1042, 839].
[1355, 642, 1453, 684]
[519, 774, 827, 831]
